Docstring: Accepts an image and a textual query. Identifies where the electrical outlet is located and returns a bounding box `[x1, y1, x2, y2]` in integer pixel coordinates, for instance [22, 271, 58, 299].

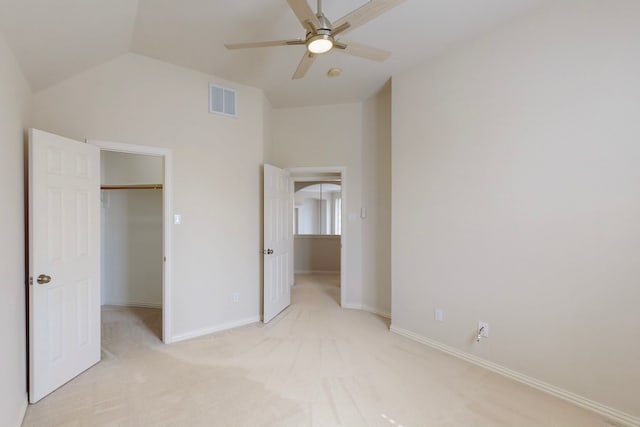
[478, 321, 489, 338]
[434, 308, 444, 322]
[232, 292, 239, 303]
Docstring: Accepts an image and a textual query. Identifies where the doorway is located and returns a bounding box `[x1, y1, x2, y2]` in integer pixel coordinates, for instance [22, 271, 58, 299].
[288, 167, 347, 307]
[88, 140, 173, 343]
[100, 151, 163, 340]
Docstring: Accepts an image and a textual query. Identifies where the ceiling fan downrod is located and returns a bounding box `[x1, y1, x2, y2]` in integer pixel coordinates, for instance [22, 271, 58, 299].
[314, 0, 332, 32]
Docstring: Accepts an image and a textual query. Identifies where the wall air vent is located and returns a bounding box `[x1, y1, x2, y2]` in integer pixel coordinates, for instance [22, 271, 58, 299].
[209, 83, 237, 118]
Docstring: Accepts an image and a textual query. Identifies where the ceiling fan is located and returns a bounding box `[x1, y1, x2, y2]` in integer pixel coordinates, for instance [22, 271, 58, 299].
[225, 0, 404, 79]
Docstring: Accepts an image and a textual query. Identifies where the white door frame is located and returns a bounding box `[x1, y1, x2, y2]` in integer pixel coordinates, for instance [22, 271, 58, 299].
[87, 139, 173, 344]
[287, 166, 347, 307]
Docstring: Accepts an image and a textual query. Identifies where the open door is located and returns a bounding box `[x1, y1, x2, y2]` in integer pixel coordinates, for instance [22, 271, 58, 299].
[28, 129, 101, 403]
[263, 164, 292, 323]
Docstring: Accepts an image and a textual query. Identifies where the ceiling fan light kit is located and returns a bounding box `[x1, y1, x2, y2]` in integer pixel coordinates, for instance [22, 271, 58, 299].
[225, 0, 404, 79]
[307, 33, 333, 54]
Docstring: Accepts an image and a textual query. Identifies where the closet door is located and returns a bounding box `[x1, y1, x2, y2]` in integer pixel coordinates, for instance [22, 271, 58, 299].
[28, 128, 101, 402]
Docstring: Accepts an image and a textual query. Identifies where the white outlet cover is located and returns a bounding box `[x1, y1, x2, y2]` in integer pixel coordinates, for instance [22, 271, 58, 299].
[435, 309, 444, 322]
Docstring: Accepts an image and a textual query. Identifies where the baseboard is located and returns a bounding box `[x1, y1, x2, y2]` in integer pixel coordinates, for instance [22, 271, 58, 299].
[103, 301, 162, 309]
[13, 393, 27, 427]
[295, 270, 340, 275]
[361, 305, 391, 319]
[390, 325, 640, 427]
[342, 303, 391, 319]
[171, 316, 260, 343]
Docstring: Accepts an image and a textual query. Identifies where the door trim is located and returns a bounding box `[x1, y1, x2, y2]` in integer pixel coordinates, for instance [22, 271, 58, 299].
[287, 166, 347, 308]
[87, 140, 174, 344]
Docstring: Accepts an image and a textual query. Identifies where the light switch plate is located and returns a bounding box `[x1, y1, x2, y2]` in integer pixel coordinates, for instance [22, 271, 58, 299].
[478, 321, 489, 337]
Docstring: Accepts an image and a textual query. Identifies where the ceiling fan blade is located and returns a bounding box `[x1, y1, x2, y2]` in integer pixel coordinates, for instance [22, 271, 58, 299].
[331, 22, 351, 37]
[287, 0, 320, 32]
[334, 40, 391, 62]
[293, 51, 316, 79]
[333, 0, 405, 36]
[225, 40, 305, 49]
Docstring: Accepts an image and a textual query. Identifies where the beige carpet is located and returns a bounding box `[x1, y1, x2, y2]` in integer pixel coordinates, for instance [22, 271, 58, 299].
[23, 274, 614, 426]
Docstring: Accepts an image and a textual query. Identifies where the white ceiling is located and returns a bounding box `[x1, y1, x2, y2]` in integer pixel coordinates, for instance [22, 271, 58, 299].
[0, 0, 547, 107]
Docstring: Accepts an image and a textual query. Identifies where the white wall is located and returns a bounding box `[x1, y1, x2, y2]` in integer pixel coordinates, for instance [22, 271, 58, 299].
[268, 103, 364, 306]
[294, 236, 341, 274]
[32, 53, 265, 340]
[101, 188, 163, 308]
[392, 0, 640, 419]
[362, 82, 392, 316]
[0, 31, 31, 427]
[101, 151, 163, 185]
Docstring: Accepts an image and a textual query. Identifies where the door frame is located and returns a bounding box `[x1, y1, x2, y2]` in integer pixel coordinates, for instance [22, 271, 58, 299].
[87, 139, 173, 343]
[287, 166, 347, 307]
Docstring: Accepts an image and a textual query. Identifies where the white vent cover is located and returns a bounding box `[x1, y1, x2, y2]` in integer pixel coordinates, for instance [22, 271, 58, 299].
[209, 83, 237, 117]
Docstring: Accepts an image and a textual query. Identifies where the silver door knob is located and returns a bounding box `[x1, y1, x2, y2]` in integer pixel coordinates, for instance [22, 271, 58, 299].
[264, 249, 274, 255]
[37, 274, 52, 285]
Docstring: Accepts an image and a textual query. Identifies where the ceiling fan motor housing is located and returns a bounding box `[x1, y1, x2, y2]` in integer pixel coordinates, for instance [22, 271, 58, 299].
[316, 13, 333, 32]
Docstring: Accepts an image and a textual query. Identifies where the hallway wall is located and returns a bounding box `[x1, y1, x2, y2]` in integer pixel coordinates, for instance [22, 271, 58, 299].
[294, 236, 341, 274]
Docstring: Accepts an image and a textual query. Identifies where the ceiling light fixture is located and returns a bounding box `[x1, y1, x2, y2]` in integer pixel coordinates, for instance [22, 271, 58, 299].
[327, 68, 342, 77]
[307, 33, 333, 54]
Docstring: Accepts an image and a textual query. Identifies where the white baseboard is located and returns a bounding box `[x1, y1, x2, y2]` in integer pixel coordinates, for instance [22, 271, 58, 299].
[14, 393, 27, 427]
[171, 316, 260, 343]
[295, 270, 340, 275]
[342, 303, 391, 319]
[103, 301, 162, 309]
[390, 325, 640, 427]
[362, 305, 391, 319]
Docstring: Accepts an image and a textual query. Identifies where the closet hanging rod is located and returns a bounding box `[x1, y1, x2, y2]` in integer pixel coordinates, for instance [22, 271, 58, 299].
[101, 184, 163, 190]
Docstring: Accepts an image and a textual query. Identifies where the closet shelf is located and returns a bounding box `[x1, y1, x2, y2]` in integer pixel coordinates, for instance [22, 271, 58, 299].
[101, 184, 163, 190]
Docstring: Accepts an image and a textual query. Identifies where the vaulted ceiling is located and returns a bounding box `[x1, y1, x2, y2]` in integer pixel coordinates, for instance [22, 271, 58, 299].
[0, 0, 547, 107]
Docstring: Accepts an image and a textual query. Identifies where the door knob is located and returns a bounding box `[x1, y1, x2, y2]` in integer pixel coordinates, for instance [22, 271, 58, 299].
[264, 249, 274, 255]
[37, 274, 52, 285]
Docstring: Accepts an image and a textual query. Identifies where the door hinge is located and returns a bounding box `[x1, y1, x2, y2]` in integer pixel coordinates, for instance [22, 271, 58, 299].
[29, 276, 33, 286]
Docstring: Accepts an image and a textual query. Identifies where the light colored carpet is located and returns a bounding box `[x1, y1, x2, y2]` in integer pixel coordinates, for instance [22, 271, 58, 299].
[23, 274, 614, 426]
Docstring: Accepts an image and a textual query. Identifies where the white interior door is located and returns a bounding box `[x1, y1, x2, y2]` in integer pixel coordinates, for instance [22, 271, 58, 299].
[263, 164, 292, 323]
[28, 129, 101, 403]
